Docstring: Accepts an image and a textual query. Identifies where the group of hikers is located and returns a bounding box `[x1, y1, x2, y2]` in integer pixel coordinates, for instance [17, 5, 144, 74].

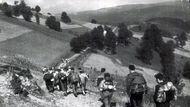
[43, 64, 178, 107]
[43, 66, 89, 97]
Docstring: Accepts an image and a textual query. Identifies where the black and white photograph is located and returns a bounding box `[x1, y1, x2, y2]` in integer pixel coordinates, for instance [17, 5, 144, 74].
[0, 0, 190, 107]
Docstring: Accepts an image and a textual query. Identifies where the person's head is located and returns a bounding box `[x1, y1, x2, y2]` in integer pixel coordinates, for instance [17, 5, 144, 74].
[101, 68, 106, 73]
[104, 73, 111, 81]
[154, 73, 164, 84]
[128, 65, 135, 73]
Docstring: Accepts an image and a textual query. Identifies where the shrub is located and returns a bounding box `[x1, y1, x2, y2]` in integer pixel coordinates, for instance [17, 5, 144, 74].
[104, 27, 117, 54]
[13, 5, 21, 16]
[91, 19, 97, 24]
[1, 2, 13, 17]
[61, 12, 71, 23]
[70, 32, 91, 53]
[175, 32, 188, 48]
[118, 23, 133, 46]
[20, 6, 33, 22]
[46, 16, 61, 31]
[136, 24, 164, 64]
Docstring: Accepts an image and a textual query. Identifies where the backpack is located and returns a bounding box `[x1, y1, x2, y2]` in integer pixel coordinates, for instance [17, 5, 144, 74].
[129, 72, 147, 93]
[71, 72, 80, 83]
[156, 85, 167, 103]
[97, 77, 104, 87]
[58, 72, 66, 80]
[43, 73, 53, 81]
[102, 79, 115, 90]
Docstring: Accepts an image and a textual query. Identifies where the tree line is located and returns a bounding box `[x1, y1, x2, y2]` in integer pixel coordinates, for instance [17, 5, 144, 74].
[0, 1, 72, 32]
[70, 23, 133, 54]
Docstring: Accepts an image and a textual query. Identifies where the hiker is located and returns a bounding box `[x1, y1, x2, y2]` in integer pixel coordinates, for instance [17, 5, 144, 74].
[125, 65, 148, 107]
[97, 68, 106, 87]
[52, 69, 60, 90]
[67, 66, 73, 87]
[59, 67, 69, 95]
[43, 68, 54, 93]
[99, 73, 116, 107]
[154, 73, 177, 107]
[70, 67, 80, 97]
[79, 68, 89, 95]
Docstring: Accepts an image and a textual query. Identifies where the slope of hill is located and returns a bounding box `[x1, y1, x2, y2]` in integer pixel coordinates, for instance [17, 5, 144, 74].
[0, 14, 77, 67]
[71, 1, 190, 25]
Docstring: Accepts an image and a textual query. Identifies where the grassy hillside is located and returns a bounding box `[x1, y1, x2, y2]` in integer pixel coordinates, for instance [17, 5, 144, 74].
[0, 14, 78, 67]
[72, 1, 190, 25]
[130, 17, 190, 37]
[0, 31, 72, 66]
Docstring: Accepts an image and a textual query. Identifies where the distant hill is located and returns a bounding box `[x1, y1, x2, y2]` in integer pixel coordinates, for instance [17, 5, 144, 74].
[71, 1, 190, 25]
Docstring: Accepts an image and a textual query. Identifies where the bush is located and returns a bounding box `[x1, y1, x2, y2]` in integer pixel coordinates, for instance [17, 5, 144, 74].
[175, 32, 188, 48]
[91, 19, 97, 24]
[104, 27, 117, 54]
[13, 5, 21, 16]
[90, 26, 105, 50]
[46, 16, 61, 31]
[70, 32, 91, 53]
[136, 24, 164, 64]
[1, 2, 13, 17]
[118, 23, 133, 46]
[61, 12, 71, 23]
[183, 61, 190, 79]
[20, 6, 33, 22]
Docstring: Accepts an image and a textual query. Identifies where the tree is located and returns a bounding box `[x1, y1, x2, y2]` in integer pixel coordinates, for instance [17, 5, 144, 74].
[90, 26, 105, 50]
[175, 32, 188, 48]
[45, 16, 61, 31]
[2, 2, 13, 17]
[183, 61, 190, 79]
[19, 1, 33, 22]
[35, 5, 41, 13]
[159, 41, 179, 84]
[118, 23, 133, 46]
[104, 27, 117, 54]
[136, 24, 164, 64]
[35, 5, 41, 24]
[70, 32, 91, 53]
[13, 2, 21, 16]
[91, 19, 97, 24]
[136, 40, 153, 65]
[61, 12, 71, 23]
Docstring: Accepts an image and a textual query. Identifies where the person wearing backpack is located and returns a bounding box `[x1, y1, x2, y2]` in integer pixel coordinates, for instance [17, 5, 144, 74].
[125, 65, 148, 107]
[99, 73, 116, 107]
[97, 68, 106, 87]
[70, 67, 80, 97]
[154, 73, 177, 107]
[43, 68, 54, 93]
[59, 67, 69, 96]
[79, 68, 89, 95]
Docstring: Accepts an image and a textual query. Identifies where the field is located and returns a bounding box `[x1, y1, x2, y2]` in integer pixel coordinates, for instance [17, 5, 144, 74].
[0, 19, 32, 42]
[0, 14, 79, 67]
[0, 30, 71, 66]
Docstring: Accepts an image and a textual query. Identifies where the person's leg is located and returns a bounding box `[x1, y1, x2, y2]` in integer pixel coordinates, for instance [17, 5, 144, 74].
[64, 78, 68, 94]
[81, 84, 85, 95]
[103, 97, 109, 107]
[135, 92, 143, 107]
[130, 94, 134, 107]
[108, 92, 113, 107]
[73, 82, 77, 97]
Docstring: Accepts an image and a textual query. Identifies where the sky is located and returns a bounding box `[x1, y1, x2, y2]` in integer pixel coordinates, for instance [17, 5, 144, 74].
[1, 0, 178, 13]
